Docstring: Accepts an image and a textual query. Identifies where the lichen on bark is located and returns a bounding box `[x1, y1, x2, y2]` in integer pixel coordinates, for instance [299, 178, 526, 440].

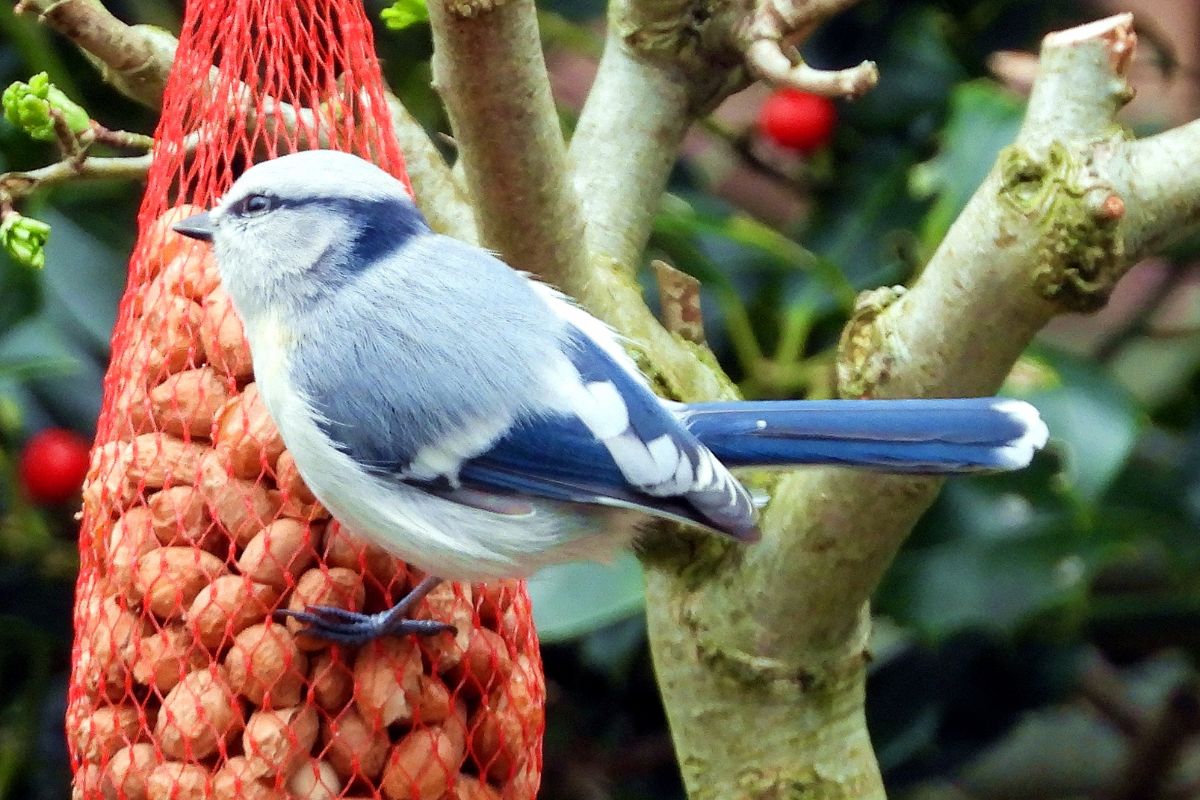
[997, 141, 1127, 310]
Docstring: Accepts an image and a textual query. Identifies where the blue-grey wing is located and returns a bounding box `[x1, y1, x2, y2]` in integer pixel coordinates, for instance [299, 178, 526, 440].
[446, 326, 760, 540]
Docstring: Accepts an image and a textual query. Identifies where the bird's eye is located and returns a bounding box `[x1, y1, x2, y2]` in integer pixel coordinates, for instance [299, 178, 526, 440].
[239, 194, 275, 216]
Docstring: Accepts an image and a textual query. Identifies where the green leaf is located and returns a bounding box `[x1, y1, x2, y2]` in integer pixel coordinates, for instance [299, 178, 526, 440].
[381, 0, 430, 31]
[879, 517, 1095, 638]
[912, 80, 1025, 249]
[656, 195, 857, 309]
[526, 553, 645, 642]
[40, 208, 123, 351]
[1005, 347, 1142, 504]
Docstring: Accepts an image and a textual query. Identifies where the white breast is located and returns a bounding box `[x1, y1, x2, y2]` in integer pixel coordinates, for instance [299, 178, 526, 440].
[242, 313, 626, 581]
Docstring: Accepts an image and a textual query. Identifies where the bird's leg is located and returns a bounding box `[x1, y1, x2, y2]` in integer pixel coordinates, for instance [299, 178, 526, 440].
[274, 574, 453, 645]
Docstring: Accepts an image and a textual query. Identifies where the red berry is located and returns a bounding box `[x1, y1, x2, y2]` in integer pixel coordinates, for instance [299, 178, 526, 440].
[758, 89, 837, 153]
[18, 428, 92, 505]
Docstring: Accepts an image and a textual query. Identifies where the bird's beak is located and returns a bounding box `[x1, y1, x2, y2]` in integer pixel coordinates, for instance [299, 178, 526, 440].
[172, 211, 215, 242]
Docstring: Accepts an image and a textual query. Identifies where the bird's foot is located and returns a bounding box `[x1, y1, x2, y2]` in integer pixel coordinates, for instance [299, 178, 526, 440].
[273, 574, 450, 646]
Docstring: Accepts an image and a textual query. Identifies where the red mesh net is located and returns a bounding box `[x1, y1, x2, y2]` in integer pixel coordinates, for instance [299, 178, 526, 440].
[66, 2, 546, 798]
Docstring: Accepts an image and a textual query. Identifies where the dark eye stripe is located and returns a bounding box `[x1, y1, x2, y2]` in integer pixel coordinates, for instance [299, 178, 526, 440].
[237, 194, 275, 215]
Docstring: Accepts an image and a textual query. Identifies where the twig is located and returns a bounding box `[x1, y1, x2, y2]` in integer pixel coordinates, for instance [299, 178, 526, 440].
[91, 125, 155, 151]
[738, 0, 878, 97]
[745, 41, 878, 97]
[1108, 680, 1200, 800]
[1078, 649, 1149, 738]
[0, 154, 153, 202]
[653, 259, 706, 345]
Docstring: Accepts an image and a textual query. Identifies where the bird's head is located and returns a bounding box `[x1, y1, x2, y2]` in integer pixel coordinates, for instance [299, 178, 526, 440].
[173, 150, 427, 321]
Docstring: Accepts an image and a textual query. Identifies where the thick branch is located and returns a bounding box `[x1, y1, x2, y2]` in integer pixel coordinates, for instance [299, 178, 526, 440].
[644, 14, 1200, 799]
[570, 29, 695, 277]
[427, 0, 589, 289]
[17, 0, 177, 107]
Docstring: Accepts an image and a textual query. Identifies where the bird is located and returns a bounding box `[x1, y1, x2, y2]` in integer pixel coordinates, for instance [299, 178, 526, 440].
[172, 149, 1049, 645]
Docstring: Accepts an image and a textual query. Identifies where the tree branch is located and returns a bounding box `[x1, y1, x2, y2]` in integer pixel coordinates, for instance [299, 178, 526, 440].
[385, 92, 479, 243]
[426, 0, 589, 289]
[570, 0, 873, 277]
[1, 154, 152, 201]
[641, 13, 1200, 799]
[16, 0, 177, 107]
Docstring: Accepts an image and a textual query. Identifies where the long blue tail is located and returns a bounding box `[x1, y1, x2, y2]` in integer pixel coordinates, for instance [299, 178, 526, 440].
[676, 398, 1048, 474]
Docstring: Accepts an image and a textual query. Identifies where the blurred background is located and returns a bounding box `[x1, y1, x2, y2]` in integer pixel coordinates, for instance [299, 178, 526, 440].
[2, 0, 1200, 797]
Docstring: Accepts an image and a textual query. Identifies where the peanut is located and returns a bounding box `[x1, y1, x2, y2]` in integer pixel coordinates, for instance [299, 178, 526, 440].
[285, 567, 365, 651]
[149, 367, 232, 439]
[146, 762, 213, 800]
[242, 705, 319, 777]
[380, 724, 465, 800]
[501, 761, 541, 800]
[447, 627, 513, 699]
[188, 575, 279, 649]
[274, 451, 315, 504]
[307, 651, 352, 712]
[474, 580, 520, 628]
[158, 248, 221, 301]
[73, 703, 141, 764]
[147, 485, 214, 549]
[197, 452, 283, 545]
[134, 546, 228, 619]
[83, 440, 137, 517]
[103, 743, 157, 800]
[471, 660, 540, 784]
[451, 776, 504, 800]
[73, 763, 103, 800]
[322, 521, 404, 591]
[223, 622, 307, 708]
[107, 507, 158, 598]
[286, 759, 342, 800]
[76, 596, 145, 702]
[352, 637, 421, 728]
[127, 433, 209, 492]
[320, 707, 388, 782]
[212, 757, 285, 800]
[417, 582, 473, 671]
[144, 205, 209, 273]
[141, 296, 204, 378]
[213, 384, 284, 479]
[200, 289, 253, 381]
[236, 518, 317, 590]
[410, 674, 452, 724]
[156, 666, 243, 760]
[110, 378, 154, 440]
[131, 624, 209, 693]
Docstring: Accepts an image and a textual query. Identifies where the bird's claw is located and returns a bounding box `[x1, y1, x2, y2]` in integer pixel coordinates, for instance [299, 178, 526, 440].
[273, 604, 456, 646]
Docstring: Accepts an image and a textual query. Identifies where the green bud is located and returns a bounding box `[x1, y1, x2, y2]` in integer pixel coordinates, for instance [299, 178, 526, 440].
[381, 0, 429, 30]
[2, 72, 90, 143]
[0, 213, 50, 270]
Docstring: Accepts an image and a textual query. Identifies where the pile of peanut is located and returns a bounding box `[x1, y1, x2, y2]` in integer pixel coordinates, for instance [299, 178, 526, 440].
[69, 208, 543, 800]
